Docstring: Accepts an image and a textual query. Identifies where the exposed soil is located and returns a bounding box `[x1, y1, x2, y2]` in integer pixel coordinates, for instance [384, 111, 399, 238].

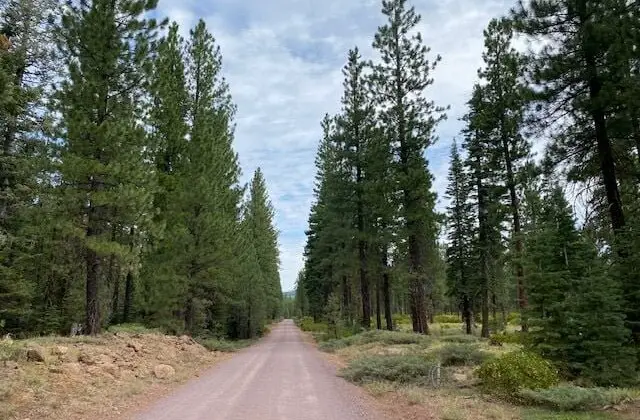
[0, 331, 229, 420]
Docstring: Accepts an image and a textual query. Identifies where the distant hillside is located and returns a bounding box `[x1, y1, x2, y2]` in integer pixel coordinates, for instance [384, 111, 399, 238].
[282, 291, 295, 299]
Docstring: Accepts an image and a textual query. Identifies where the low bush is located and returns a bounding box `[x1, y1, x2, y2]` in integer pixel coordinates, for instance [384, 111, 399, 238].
[0, 340, 24, 362]
[476, 351, 559, 400]
[435, 343, 491, 367]
[490, 331, 528, 345]
[434, 314, 462, 324]
[107, 323, 161, 335]
[341, 355, 439, 385]
[507, 312, 521, 325]
[318, 330, 430, 352]
[440, 334, 479, 343]
[520, 385, 638, 411]
[297, 316, 328, 333]
[392, 314, 411, 326]
[197, 338, 255, 352]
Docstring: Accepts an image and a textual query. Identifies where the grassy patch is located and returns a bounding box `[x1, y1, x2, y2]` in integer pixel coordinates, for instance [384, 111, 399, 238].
[340, 355, 440, 386]
[196, 338, 255, 352]
[434, 343, 491, 367]
[440, 334, 481, 343]
[318, 330, 431, 353]
[520, 385, 640, 411]
[522, 408, 616, 420]
[106, 323, 162, 335]
[434, 314, 462, 324]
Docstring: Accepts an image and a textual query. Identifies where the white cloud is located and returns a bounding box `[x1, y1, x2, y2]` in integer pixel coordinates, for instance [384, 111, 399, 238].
[157, 0, 516, 292]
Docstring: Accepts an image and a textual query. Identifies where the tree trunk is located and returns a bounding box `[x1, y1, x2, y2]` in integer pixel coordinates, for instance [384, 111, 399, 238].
[122, 270, 134, 323]
[184, 296, 194, 333]
[342, 275, 351, 321]
[476, 154, 490, 338]
[463, 295, 472, 335]
[381, 249, 393, 331]
[85, 246, 101, 335]
[111, 269, 120, 325]
[376, 275, 382, 330]
[122, 227, 135, 323]
[359, 239, 371, 329]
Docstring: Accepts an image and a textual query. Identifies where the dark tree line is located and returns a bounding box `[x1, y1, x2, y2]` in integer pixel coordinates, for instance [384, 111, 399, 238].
[0, 0, 282, 339]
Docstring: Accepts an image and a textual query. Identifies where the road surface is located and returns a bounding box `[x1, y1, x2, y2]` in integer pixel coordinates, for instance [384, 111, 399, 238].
[134, 319, 382, 420]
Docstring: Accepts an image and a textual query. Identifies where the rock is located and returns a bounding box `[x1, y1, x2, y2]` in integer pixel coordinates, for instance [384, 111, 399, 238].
[61, 363, 82, 375]
[51, 345, 68, 356]
[153, 364, 175, 379]
[48, 366, 64, 374]
[127, 341, 143, 352]
[78, 352, 96, 365]
[97, 353, 114, 364]
[179, 335, 194, 345]
[26, 346, 46, 362]
[101, 363, 120, 378]
[4, 360, 19, 370]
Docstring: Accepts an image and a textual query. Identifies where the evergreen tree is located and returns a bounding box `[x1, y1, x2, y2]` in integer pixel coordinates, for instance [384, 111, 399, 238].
[246, 168, 281, 320]
[56, 0, 161, 335]
[478, 18, 530, 331]
[512, 0, 640, 338]
[0, 0, 60, 334]
[335, 48, 376, 328]
[370, 0, 447, 334]
[178, 19, 242, 333]
[445, 140, 475, 334]
[526, 186, 636, 385]
[139, 21, 190, 330]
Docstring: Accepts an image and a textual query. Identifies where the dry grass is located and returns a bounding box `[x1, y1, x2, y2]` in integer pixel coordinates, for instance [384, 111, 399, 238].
[317, 323, 638, 420]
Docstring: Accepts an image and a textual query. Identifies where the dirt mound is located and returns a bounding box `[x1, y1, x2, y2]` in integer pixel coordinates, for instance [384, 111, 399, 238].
[0, 331, 227, 420]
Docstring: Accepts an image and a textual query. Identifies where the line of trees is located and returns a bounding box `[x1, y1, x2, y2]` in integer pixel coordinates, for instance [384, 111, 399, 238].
[297, 0, 640, 386]
[0, 0, 282, 339]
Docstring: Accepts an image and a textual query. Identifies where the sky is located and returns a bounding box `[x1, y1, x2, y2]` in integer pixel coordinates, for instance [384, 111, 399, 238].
[156, 0, 516, 292]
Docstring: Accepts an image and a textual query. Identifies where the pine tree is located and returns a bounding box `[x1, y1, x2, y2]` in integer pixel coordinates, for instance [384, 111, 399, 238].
[0, 0, 60, 334]
[178, 19, 242, 333]
[370, 0, 447, 334]
[478, 18, 530, 331]
[246, 168, 281, 320]
[445, 140, 475, 334]
[512, 0, 640, 338]
[335, 48, 376, 328]
[526, 186, 636, 385]
[56, 0, 161, 335]
[139, 21, 190, 330]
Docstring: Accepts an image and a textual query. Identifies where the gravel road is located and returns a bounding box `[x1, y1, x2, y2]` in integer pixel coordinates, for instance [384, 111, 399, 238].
[134, 319, 382, 420]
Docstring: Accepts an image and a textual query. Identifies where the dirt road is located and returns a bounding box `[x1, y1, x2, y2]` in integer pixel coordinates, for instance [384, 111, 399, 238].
[134, 319, 381, 420]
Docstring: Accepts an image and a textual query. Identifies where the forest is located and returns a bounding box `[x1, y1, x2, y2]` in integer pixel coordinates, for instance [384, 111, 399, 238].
[296, 0, 640, 387]
[0, 0, 282, 340]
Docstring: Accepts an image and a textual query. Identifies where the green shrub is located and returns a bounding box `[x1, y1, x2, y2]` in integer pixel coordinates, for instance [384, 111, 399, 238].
[0, 340, 25, 362]
[520, 385, 638, 411]
[298, 316, 327, 333]
[440, 334, 479, 343]
[491, 331, 527, 345]
[197, 338, 255, 352]
[392, 314, 411, 325]
[507, 312, 521, 325]
[341, 355, 439, 385]
[476, 351, 559, 400]
[434, 314, 462, 324]
[317, 330, 429, 352]
[435, 343, 491, 367]
[107, 323, 161, 334]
